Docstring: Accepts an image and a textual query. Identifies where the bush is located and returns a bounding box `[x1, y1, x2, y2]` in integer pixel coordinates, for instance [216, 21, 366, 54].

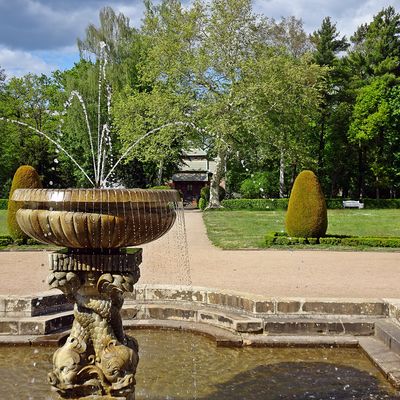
[200, 186, 210, 200]
[285, 170, 327, 238]
[363, 198, 400, 209]
[0, 235, 13, 246]
[7, 165, 42, 241]
[150, 185, 171, 190]
[266, 232, 400, 248]
[222, 198, 289, 210]
[0, 199, 8, 210]
[198, 198, 206, 210]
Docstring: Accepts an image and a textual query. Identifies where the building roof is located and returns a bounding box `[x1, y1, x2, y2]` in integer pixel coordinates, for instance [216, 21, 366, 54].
[182, 148, 208, 156]
[172, 172, 209, 182]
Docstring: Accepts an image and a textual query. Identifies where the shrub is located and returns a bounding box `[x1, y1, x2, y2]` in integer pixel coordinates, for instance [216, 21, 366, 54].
[267, 232, 400, 248]
[0, 235, 13, 246]
[150, 185, 171, 190]
[363, 198, 400, 209]
[7, 165, 42, 241]
[285, 170, 327, 238]
[200, 186, 210, 201]
[198, 197, 206, 210]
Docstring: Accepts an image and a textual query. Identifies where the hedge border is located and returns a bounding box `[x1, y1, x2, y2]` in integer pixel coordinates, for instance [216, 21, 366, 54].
[222, 198, 400, 211]
[265, 232, 400, 248]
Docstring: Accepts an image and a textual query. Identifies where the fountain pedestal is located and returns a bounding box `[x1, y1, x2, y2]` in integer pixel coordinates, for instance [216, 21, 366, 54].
[47, 249, 142, 400]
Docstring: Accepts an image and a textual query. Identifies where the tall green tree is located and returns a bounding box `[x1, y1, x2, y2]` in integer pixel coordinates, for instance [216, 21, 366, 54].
[238, 50, 325, 197]
[0, 73, 62, 190]
[348, 74, 400, 198]
[347, 6, 400, 197]
[137, 0, 268, 207]
[311, 17, 349, 180]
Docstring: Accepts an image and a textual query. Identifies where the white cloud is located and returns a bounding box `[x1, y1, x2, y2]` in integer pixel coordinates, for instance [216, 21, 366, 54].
[254, 0, 400, 38]
[0, 46, 57, 77]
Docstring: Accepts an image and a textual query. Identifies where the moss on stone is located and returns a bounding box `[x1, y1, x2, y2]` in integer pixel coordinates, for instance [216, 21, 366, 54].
[7, 165, 42, 241]
[285, 170, 327, 238]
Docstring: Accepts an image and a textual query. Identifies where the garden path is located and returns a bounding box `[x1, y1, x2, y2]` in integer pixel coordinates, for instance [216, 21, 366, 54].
[0, 209, 400, 299]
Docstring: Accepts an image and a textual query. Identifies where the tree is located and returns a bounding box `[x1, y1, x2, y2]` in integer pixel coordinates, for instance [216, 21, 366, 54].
[349, 6, 400, 77]
[0, 73, 62, 190]
[237, 50, 325, 197]
[348, 74, 399, 198]
[139, 0, 268, 207]
[266, 16, 312, 58]
[311, 17, 349, 178]
[113, 86, 192, 186]
[77, 6, 147, 91]
[346, 7, 400, 197]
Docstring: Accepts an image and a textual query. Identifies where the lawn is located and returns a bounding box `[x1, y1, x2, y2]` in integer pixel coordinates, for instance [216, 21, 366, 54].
[202, 209, 400, 249]
[0, 210, 8, 236]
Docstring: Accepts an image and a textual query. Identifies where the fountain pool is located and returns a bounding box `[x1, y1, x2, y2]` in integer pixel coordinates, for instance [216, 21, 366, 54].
[0, 329, 398, 400]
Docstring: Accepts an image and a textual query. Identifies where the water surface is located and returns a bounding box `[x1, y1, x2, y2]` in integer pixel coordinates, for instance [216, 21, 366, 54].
[0, 330, 398, 399]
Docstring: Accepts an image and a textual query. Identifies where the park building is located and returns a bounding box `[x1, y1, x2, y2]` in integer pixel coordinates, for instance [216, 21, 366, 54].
[171, 148, 217, 206]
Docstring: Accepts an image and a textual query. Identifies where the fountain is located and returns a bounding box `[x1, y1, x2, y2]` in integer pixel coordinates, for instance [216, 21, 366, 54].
[12, 187, 180, 399]
[6, 43, 184, 399]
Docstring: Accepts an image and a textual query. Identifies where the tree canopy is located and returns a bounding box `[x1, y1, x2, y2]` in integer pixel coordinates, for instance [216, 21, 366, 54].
[0, 3, 400, 201]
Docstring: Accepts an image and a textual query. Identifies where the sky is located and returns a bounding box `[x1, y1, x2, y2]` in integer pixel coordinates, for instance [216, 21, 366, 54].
[0, 0, 399, 78]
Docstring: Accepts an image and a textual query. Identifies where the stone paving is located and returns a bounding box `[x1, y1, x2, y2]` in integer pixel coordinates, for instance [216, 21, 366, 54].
[0, 209, 400, 298]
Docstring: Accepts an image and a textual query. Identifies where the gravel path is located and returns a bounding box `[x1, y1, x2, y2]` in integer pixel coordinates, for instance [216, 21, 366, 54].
[1, 209, 400, 299]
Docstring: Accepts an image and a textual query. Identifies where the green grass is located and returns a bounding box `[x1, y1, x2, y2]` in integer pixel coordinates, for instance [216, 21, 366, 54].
[202, 209, 400, 249]
[0, 210, 8, 236]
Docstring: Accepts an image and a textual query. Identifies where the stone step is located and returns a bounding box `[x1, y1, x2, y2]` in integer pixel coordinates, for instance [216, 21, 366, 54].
[264, 316, 376, 336]
[128, 286, 389, 316]
[0, 310, 73, 335]
[0, 292, 71, 318]
[123, 303, 264, 333]
[124, 319, 243, 347]
[359, 336, 400, 388]
[375, 319, 400, 356]
[243, 334, 359, 347]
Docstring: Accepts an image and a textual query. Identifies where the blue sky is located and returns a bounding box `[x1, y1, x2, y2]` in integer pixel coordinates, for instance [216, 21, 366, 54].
[0, 0, 399, 77]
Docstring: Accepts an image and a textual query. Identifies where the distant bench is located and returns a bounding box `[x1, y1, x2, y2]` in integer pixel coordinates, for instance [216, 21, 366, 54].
[342, 200, 364, 209]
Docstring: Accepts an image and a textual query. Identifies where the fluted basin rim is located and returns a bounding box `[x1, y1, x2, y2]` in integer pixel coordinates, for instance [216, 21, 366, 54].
[12, 188, 181, 204]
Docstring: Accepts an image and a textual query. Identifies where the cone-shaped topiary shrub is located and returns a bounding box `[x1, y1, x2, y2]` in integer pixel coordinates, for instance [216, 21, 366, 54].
[7, 165, 42, 241]
[285, 170, 327, 238]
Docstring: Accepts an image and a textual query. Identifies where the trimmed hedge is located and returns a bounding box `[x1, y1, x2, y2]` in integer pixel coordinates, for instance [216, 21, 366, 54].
[8, 165, 42, 241]
[0, 235, 13, 246]
[265, 232, 400, 248]
[285, 170, 327, 238]
[221, 198, 289, 210]
[221, 197, 400, 210]
[363, 198, 400, 209]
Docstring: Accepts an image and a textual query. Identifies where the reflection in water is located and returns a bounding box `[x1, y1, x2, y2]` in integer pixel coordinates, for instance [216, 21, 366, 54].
[0, 330, 399, 400]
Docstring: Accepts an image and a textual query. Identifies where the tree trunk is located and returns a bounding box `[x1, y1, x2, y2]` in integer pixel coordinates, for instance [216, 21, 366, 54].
[156, 159, 164, 186]
[318, 115, 325, 175]
[207, 146, 227, 209]
[357, 144, 364, 200]
[279, 150, 285, 198]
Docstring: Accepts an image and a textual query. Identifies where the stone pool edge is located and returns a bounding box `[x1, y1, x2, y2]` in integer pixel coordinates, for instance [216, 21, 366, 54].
[1, 284, 400, 388]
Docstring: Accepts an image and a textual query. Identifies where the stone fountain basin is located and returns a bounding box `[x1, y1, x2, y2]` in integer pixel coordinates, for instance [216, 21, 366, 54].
[12, 188, 180, 249]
